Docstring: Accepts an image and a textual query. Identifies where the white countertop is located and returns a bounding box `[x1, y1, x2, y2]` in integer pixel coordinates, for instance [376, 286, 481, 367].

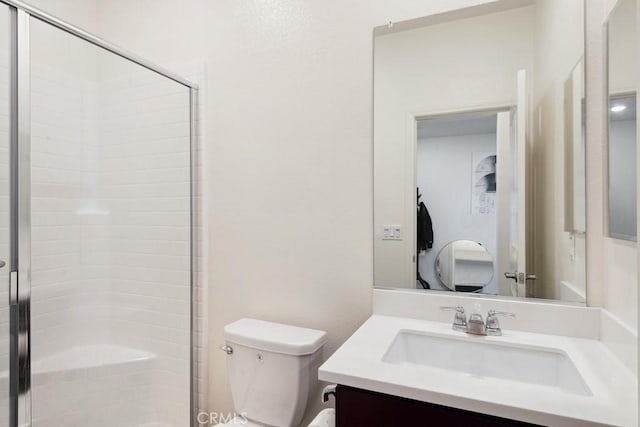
[319, 315, 638, 426]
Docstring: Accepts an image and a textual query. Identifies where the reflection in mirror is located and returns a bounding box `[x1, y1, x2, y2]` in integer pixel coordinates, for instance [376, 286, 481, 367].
[564, 61, 586, 235]
[607, 0, 637, 242]
[373, 0, 586, 303]
[415, 112, 503, 294]
[436, 240, 494, 292]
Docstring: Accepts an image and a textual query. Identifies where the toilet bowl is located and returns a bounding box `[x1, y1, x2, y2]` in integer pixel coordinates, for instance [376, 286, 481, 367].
[216, 318, 327, 427]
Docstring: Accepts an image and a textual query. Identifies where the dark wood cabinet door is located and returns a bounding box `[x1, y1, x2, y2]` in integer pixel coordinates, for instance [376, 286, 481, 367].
[335, 385, 541, 427]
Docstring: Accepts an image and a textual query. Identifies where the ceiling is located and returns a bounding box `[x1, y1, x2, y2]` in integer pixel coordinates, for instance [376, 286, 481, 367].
[417, 113, 497, 139]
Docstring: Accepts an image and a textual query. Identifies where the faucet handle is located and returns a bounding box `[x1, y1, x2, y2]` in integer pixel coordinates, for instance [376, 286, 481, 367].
[485, 310, 515, 336]
[488, 309, 515, 316]
[440, 305, 464, 311]
[440, 306, 467, 332]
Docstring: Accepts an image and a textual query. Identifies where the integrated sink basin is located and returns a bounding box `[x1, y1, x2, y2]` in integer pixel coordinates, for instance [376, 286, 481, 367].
[320, 314, 637, 426]
[382, 330, 592, 396]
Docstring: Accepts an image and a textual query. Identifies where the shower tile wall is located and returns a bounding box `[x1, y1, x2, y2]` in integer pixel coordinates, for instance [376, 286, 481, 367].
[30, 62, 101, 356]
[97, 69, 191, 425]
[29, 60, 136, 426]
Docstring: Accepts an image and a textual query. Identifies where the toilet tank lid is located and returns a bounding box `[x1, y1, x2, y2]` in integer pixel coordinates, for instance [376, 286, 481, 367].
[224, 318, 327, 356]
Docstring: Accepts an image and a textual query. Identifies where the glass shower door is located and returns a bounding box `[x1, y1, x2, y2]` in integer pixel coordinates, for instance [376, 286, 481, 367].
[0, 3, 197, 425]
[0, 3, 11, 425]
[28, 15, 192, 427]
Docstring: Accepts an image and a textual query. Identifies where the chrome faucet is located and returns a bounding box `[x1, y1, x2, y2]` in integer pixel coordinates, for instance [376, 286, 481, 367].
[441, 306, 515, 336]
[440, 306, 467, 332]
[485, 309, 516, 336]
[466, 310, 486, 335]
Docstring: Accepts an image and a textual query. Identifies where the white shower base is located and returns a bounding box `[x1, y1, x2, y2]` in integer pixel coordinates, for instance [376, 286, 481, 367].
[0, 344, 168, 427]
[32, 344, 155, 378]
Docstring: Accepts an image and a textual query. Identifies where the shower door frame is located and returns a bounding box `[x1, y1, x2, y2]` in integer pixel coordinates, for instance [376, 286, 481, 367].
[1, 1, 200, 426]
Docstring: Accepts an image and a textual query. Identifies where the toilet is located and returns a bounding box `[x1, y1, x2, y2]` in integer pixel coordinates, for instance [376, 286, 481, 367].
[217, 318, 327, 427]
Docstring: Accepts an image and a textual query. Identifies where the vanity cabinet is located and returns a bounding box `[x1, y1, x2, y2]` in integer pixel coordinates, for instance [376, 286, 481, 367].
[335, 385, 540, 426]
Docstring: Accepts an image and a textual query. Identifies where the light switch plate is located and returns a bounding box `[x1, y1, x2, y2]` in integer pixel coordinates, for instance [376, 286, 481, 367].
[383, 225, 402, 240]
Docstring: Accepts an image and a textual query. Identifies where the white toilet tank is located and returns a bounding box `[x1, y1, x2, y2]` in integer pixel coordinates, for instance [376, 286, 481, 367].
[223, 319, 327, 427]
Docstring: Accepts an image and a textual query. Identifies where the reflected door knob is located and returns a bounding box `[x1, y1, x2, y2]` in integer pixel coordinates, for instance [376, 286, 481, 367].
[219, 345, 233, 355]
[504, 272, 536, 281]
[0, 260, 5, 269]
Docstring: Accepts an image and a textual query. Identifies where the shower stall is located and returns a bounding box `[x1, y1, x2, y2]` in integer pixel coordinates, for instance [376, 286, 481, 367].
[0, 1, 201, 426]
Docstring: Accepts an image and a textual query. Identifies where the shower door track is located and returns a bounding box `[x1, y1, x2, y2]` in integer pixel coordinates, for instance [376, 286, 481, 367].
[0, 1, 200, 426]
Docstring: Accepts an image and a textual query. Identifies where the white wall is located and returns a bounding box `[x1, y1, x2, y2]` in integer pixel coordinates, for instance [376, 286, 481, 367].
[374, 5, 534, 288]
[609, 0, 638, 93]
[416, 133, 498, 294]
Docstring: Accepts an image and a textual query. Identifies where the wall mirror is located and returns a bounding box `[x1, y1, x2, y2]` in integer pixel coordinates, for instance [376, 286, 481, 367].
[373, 0, 587, 303]
[606, 0, 638, 242]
